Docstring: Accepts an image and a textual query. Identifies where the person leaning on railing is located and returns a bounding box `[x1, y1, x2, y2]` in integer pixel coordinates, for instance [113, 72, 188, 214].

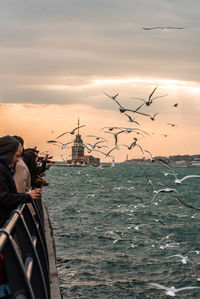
[0, 135, 41, 228]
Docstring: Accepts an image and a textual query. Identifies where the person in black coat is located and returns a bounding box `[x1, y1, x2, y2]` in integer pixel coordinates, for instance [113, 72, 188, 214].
[0, 135, 41, 227]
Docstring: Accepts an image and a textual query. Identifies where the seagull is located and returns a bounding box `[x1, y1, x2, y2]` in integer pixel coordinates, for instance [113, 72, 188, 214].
[131, 85, 168, 107]
[103, 92, 119, 100]
[124, 113, 140, 125]
[150, 113, 159, 121]
[161, 162, 200, 185]
[122, 137, 144, 156]
[153, 219, 165, 226]
[144, 150, 153, 161]
[145, 175, 153, 186]
[128, 224, 151, 231]
[105, 146, 119, 157]
[149, 283, 199, 297]
[167, 123, 177, 127]
[86, 135, 106, 141]
[104, 91, 150, 116]
[175, 175, 200, 185]
[56, 125, 85, 139]
[160, 134, 168, 137]
[165, 254, 194, 265]
[174, 196, 200, 211]
[152, 188, 179, 201]
[120, 127, 150, 136]
[46, 140, 73, 149]
[100, 126, 121, 132]
[188, 250, 200, 255]
[84, 141, 105, 153]
[104, 130, 125, 147]
[143, 26, 185, 31]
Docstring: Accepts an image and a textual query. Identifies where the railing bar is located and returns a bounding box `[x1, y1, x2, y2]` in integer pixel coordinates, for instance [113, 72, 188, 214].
[32, 236, 37, 249]
[25, 256, 33, 280]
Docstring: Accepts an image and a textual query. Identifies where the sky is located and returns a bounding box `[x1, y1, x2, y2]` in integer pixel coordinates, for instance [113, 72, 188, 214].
[0, 0, 200, 162]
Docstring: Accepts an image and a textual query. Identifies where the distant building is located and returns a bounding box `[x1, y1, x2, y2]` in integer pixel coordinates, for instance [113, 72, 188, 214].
[66, 123, 100, 167]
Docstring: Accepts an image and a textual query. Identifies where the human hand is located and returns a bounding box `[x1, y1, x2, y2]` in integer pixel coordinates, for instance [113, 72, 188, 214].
[27, 188, 42, 200]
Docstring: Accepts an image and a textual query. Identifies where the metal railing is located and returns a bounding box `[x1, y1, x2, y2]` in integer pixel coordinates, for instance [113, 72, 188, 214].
[0, 198, 51, 299]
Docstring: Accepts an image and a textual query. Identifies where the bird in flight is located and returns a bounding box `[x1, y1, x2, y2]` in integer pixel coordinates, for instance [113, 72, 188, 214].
[84, 141, 105, 153]
[104, 130, 125, 147]
[86, 135, 106, 141]
[121, 137, 144, 156]
[56, 125, 85, 139]
[164, 254, 194, 265]
[167, 123, 177, 127]
[124, 113, 140, 125]
[131, 85, 167, 107]
[149, 283, 199, 297]
[46, 140, 73, 149]
[104, 92, 150, 116]
[150, 113, 159, 121]
[142, 26, 185, 31]
[152, 188, 179, 201]
[105, 146, 119, 157]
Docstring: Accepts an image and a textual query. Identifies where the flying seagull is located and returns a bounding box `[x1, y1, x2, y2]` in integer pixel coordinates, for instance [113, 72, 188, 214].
[164, 254, 194, 265]
[142, 26, 185, 31]
[150, 113, 159, 121]
[152, 188, 179, 201]
[167, 123, 177, 127]
[175, 196, 200, 211]
[105, 146, 119, 157]
[104, 130, 125, 147]
[131, 85, 167, 107]
[149, 283, 199, 297]
[46, 140, 73, 149]
[124, 113, 140, 125]
[104, 92, 150, 116]
[56, 125, 85, 139]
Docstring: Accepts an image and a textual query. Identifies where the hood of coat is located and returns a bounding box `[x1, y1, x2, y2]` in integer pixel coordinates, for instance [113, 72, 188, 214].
[0, 135, 20, 166]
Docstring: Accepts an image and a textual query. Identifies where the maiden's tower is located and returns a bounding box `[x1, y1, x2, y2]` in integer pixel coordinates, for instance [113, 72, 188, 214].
[66, 120, 100, 167]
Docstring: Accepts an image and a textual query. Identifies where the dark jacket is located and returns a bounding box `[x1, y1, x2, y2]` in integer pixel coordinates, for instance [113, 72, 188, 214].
[0, 135, 31, 227]
[23, 150, 39, 187]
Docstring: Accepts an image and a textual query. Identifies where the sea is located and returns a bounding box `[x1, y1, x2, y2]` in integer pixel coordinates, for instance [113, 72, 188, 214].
[42, 163, 200, 298]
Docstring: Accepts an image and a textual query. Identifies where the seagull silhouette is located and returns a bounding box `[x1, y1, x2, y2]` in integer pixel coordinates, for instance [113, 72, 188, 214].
[152, 188, 179, 201]
[167, 123, 177, 127]
[124, 113, 140, 125]
[56, 125, 85, 139]
[120, 127, 150, 136]
[143, 26, 185, 31]
[104, 92, 150, 116]
[46, 140, 73, 149]
[131, 85, 167, 107]
[149, 283, 199, 297]
[86, 135, 106, 141]
[105, 146, 119, 157]
[84, 141, 105, 153]
[150, 113, 159, 121]
[174, 196, 200, 211]
[104, 130, 125, 147]
[121, 138, 144, 156]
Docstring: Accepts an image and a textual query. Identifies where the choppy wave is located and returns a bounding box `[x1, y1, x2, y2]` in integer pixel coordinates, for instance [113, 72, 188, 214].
[43, 164, 200, 298]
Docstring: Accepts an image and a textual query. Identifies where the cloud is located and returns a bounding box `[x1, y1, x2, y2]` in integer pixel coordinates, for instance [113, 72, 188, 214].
[0, 0, 200, 107]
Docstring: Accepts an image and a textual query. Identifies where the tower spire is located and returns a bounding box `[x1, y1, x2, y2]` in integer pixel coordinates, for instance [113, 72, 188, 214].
[78, 116, 80, 135]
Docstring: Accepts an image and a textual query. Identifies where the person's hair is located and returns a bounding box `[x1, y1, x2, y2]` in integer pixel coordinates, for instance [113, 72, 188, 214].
[13, 135, 24, 147]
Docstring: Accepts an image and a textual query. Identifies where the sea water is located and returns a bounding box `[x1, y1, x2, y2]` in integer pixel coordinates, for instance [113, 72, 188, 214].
[43, 164, 200, 298]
